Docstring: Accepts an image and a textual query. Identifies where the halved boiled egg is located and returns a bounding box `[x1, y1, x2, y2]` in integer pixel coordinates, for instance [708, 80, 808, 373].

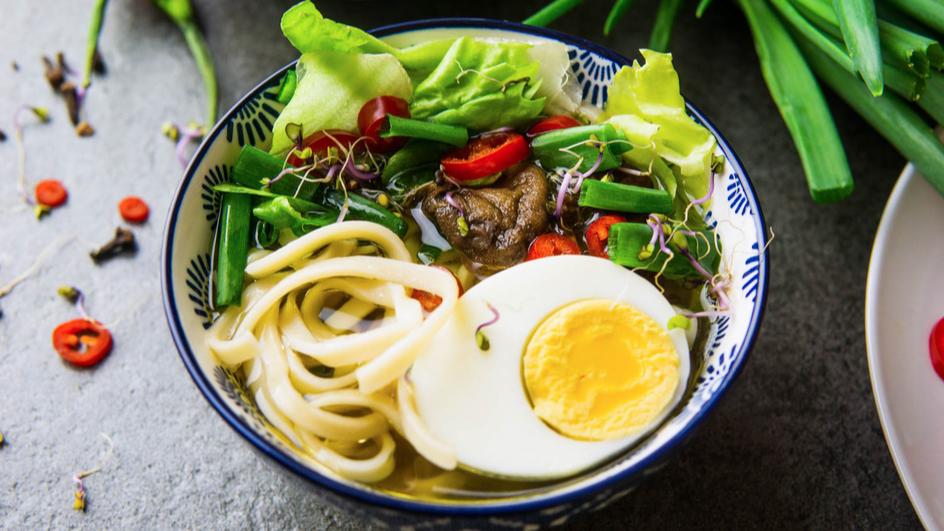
[409, 255, 690, 480]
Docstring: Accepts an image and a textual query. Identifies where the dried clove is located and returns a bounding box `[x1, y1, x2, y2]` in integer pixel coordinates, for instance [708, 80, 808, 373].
[42, 55, 64, 91]
[0, 129, 6, 142]
[11, 61, 19, 71]
[61, 82, 80, 125]
[75, 121, 94, 137]
[92, 50, 106, 75]
[90, 227, 137, 263]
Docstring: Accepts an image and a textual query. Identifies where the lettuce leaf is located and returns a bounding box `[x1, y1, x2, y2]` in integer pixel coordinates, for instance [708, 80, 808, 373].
[270, 50, 413, 154]
[410, 37, 545, 130]
[602, 50, 716, 201]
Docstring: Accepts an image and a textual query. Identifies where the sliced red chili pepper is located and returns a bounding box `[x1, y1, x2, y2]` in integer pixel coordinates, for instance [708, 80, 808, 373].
[35, 179, 68, 207]
[52, 318, 113, 367]
[585, 214, 628, 258]
[411, 266, 464, 311]
[441, 132, 530, 185]
[526, 233, 581, 261]
[357, 96, 410, 152]
[527, 115, 581, 137]
[118, 196, 150, 223]
[287, 130, 360, 167]
[930, 317, 944, 382]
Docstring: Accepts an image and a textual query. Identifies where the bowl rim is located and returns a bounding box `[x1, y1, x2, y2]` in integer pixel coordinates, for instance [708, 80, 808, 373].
[161, 17, 770, 517]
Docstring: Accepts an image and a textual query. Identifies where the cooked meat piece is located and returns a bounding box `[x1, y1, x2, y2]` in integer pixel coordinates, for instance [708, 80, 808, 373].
[422, 163, 549, 267]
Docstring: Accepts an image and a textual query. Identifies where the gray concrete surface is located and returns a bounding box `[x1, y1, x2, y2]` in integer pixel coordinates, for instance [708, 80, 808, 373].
[0, 0, 920, 529]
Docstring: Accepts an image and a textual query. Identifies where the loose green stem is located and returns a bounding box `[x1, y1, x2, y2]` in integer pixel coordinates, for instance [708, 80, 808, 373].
[832, 0, 884, 95]
[650, 0, 685, 52]
[523, 0, 584, 27]
[695, 0, 715, 18]
[82, 0, 109, 89]
[604, 0, 635, 36]
[180, 20, 218, 125]
[800, 37, 944, 195]
[738, 0, 854, 202]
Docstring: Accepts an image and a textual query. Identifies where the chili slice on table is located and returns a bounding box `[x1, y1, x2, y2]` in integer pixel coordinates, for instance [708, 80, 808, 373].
[527, 115, 582, 137]
[526, 233, 581, 261]
[118, 196, 150, 223]
[441, 132, 530, 185]
[585, 214, 628, 258]
[411, 265, 464, 311]
[35, 179, 68, 207]
[930, 317, 944, 382]
[287, 130, 360, 167]
[52, 318, 113, 367]
[358, 96, 410, 152]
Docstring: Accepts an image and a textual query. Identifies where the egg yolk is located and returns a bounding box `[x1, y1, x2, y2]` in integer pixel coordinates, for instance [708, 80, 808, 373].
[522, 299, 681, 441]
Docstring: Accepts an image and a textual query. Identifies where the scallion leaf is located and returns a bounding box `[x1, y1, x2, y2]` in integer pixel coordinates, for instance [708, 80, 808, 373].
[832, 0, 884, 95]
[649, 0, 685, 52]
[523, 0, 584, 27]
[604, 0, 636, 36]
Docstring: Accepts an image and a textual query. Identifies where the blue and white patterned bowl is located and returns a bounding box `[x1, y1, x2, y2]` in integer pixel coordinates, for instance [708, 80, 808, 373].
[161, 19, 769, 528]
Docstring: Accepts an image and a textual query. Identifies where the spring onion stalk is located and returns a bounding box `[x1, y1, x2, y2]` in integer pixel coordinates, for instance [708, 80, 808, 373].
[918, 71, 944, 125]
[578, 180, 673, 214]
[790, 0, 938, 78]
[82, 0, 108, 89]
[738, 0, 854, 202]
[800, 38, 944, 195]
[608, 223, 720, 279]
[523, 0, 584, 27]
[695, 0, 715, 18]
[154, 0, 218, 125]
[382, 116, 468, 147]
[649, 0, 685, 52]
[882, 0, 944, 37]
[831, 0, 884, 95]
[771, 0, 924, 100]
[604, 0, 636, 36]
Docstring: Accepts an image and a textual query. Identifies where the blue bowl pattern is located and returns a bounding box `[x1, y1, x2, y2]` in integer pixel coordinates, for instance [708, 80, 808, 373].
[162, 18, 770, 528]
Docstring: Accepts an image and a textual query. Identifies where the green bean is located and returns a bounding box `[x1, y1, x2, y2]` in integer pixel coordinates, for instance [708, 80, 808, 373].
[649, 0, 685, 52]
[832, 0, 883, 95]
[771, 0, 924, 100]
[523, 0, 584, 27]
[82, 0, 108, 89]
[604, 0, 636, 36]
[738, 0, 854, 202]
[800, 37, 944, 195]
[883, 0, 944, 37]
[382, 116, 468, 147]
[215, 192, 251, 307]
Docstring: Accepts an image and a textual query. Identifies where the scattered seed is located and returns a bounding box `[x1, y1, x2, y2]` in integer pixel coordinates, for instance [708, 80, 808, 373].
[42, 55, 64, 91]
[75, 121, 94, 137]
[60, 82, 80, 125]
[0, 130, 6, 142]
[11, 61, 19, 71]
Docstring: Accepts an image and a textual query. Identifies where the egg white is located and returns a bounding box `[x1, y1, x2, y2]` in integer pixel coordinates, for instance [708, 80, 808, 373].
[409, 255, 690, 480]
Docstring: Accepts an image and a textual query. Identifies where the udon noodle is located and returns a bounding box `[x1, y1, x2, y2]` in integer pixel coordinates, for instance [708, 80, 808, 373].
[208, 221, 459, 482]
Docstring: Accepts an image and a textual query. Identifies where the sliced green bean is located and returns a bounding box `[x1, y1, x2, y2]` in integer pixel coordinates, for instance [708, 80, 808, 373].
[215, 192, 251, 307]
[738, 0, 854, 202]
[649, 0, 685, 52]
[523, 0, 584, 27]
[832, 0, 884, 95]
[800, 38, 944, 195]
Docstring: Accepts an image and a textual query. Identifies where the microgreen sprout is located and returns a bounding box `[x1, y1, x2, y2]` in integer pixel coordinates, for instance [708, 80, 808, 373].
[58, 285, 93, 321]
[71, 433, 114, 513]
[474, 302, 500, 351]
[13, 106, 51, 210]
[667, 314, 691, 330]
[172, 121, 206, 168]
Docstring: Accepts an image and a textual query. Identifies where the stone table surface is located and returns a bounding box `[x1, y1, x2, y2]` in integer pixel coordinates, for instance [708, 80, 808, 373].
[0, 0, 921, 529]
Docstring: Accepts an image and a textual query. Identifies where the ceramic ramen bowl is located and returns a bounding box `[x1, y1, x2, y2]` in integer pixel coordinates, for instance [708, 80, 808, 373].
[161, 18, 770, 528]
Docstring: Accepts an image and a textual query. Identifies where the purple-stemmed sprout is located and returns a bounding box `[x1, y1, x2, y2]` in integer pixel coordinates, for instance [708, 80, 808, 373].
[571, 149, 605, 194]
[689, 167, 715, 207]
[341, 157, 380, 181]
[474, 301, 500, 351]
[13, 106, 50, 209]
[553, 170, 574, 218]
[175, 123, 206, 168]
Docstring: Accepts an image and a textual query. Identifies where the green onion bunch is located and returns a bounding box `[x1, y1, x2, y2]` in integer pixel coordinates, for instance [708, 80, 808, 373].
[526, 0, 944, 202]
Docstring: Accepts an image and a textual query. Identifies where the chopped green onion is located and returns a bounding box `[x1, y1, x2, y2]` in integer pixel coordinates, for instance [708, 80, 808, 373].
[649, 0, 685, 52]
[608, 223, 719, 280]
[918, 71, 944, 124]
[530, 124, 629, 173]
[737, 0, 854, 203]
[800, 37, 944, 196]
[832, 0, 884, 95]
[233, 146, 318, 199]
[382, 139, 451, 183]
[604, 0, 636, 36]
[215, 192, 251, 307]
[382, 116, 468, 147]
[523, 0, 584, 27]
[417, 244, 442, 265]
[578, 180, 673, 214]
